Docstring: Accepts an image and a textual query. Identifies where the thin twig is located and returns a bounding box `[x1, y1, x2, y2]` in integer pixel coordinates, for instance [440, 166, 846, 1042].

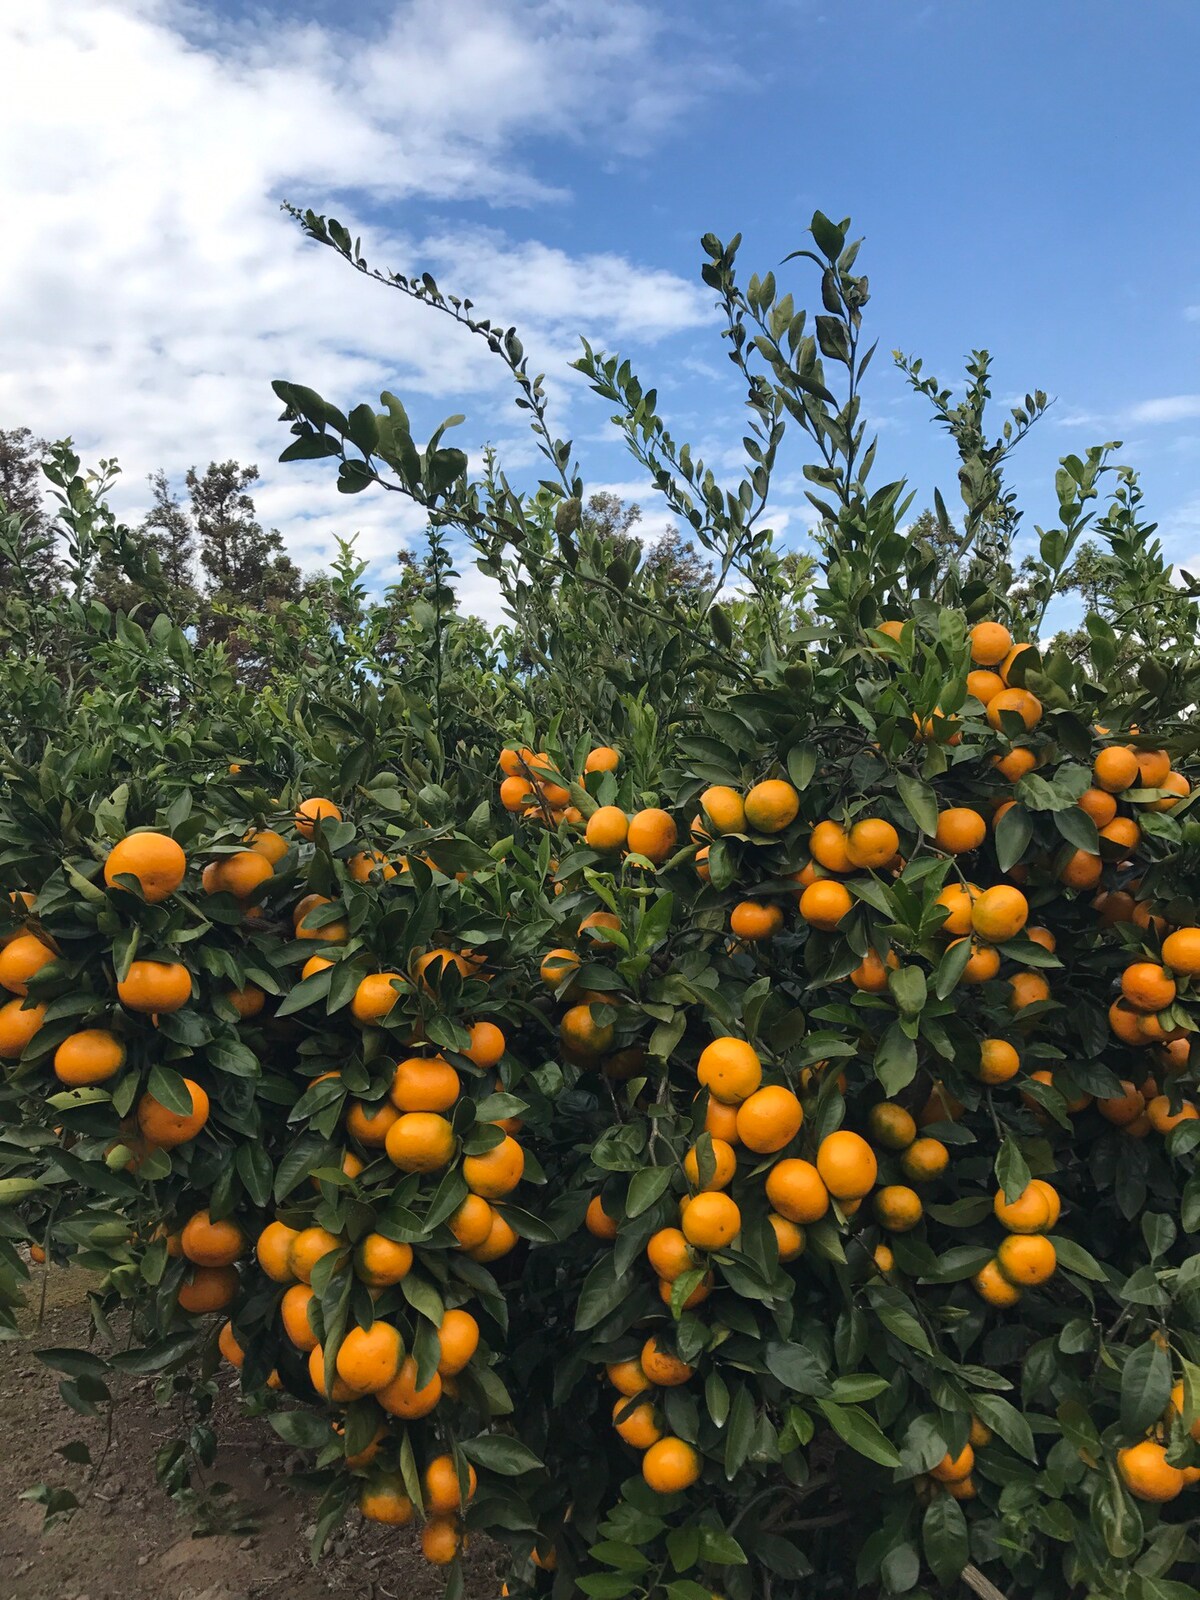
[961, 1564, 1010, 1600]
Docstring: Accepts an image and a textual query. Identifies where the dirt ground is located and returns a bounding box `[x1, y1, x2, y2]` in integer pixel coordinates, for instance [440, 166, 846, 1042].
[0, 1264, 503, 1600]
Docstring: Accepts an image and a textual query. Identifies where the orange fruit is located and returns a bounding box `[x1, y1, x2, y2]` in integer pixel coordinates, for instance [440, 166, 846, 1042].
[500, 775, 535, 812]
[1078, 788, 1118, 827]
[873, 1243, 895, 1273]
[681, 1192, 741, 1249]
[360, 1475, 414, 1525]
[217, 1320, 244, 1369]
[355, 1233, 414, 1287]
[308, 1342, 363, 1402]
[1169, 1382, 1200, 1443]
[744, 780, 800, 833]
[53, 1028, 125, 1086]
[377, 1356, 442, 1419]
[425, 1454, 478, 1515]
[699, 786, 746, 834]
[385, 1113, 455, 1173]
[696, 1037, 762, 1104]
[702, 1095, 740, 1143]
[971, 885, 1028, 943]
[586, 1195, 620, 1239]
[103, 832, 186, 903]
[561, 1003, 615, 1058]
[118, 959, 192, 1014]
[462, 1134, 525, 1198]
[585, 745, 621, 774]
[227, 984, 265, 1019]
[347, 848, 397, 883]
[498, 746, 533, 777]
[846, 818, 900, 869]
[280, 1283, 319, 1351]
[768, 1213, 806, 1261]
[255, 1220, 298, 1283]
[935, 808, 987, 855]
[899, 1137, 949, 1183]
[987, 688, 1041, 731]
[1097, 1079, 1147, 1124]
[464, 1020, 505, 1068]
[296, 797, 342, 837]
[1147, 1096, 1199, 1134]
[1099, 816, 1141, 856]
[288, 1226, 343, 1284]
[816, 1131, 877, 1199]
[1122, 962, 1176, 1013]
[437, 1308, 480, 1376]
[970, 621, 1013, 666]
[579, 909, 622, 941]
[1009, 971, 1050, 1011]
[867, 1102, 917, 1150]
[996, 1234, 1056, 1286]
[851, 949, 898, 993]
[0, 933, 55, 996]
[873, 1185, 923, 1232]
[420, 1518, 460, 1566]
[992, 1183, 1051, 1233]
[1092, 746, 1139, 794]
[999, 642, 1035, 683]
[765, 1159, 829, 1223]
[336, 1322, 404, 1393]
[683, 1137, 737, 1192]
[350, 972, 406, 1025]
[345, 1101, 399, 1148]
[993, 747, 1038, 781]
[647, 1228, 696, 1282]
[1162, 928, 1200, 977]
[136, 1077, 209, 1147]
[1026, 926, 1056, 952]
[975, 1037, 1019, 1085]
[730, 900, 784, 941]
[972, 1259, 1022, 1307]
[931, 1444, 975, 1483]
[468, 1211, 519, 1264]
[799, 879, 853, 931]
[540, 948, 580, 988]
[642, 1437, 701, 1493]
[810, 820, 852, 873]
[181, 1210, 244, 1267]
[0, 998, 46, 1058]
[949, 938, 1000, 985]
[389, 1056, 460, 1113]
[1117, 1440, 1185, 1503]
[205, 850, 273, 899]
[735, 1086, 803, 1154]
[246, 828, 288, 864]
[1148, 771, 1190, 811]
[1058, 849, 1103, 890]
[626, 808, 678, 864]
[1136, 749, 1172, 787]
[935, 884, 977, 937]
[586, 806, 629, 852]
[613, 1397, 663, 1448]
[448, 1196, 494, 1250]
[177, 1265, 238, 1314]
[876, 618, 906, 642]
[607, 1358, 651, 1397]
[641, 1337, 694, 1387]
[966, 669, 1005, 705]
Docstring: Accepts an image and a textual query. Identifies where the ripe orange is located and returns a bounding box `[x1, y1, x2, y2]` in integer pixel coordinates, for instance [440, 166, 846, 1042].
[846, 818, 900, 869]
[421, 1519, 461, 1566]
[987, 688, 1041, 731]
[607, 1358, 651, 1397]
[683, 1137, 737, 1191]
[799, 879, 853, 930]
[935, 883, 977, 936]
[996, 1234, 1056, 1286]
[425, 1454, 478, 1515]
[935, 808, 987, 854]
[867, 1102, 917, 1150]
[336, 1322, 404, 1393]
[735, 1086, 803, 1154]
[288, 1226, 343, 1284]
[463, 1019, 505, 1069]
[1146, 1096, 1199, 1134]
[468, 1211, 519, 1264]
[972, 1259, 1022, 1306]
[246, 828, 288, 864]
[585, 745, 621, 775]
[873, 1243, 895, 1274]
[1148, 771, 1190, 811]
[1162, 928, 1200, 977]
[931, 1443, 974, 1483]
[993, 747, 1038, 781]
[1134, 748, 1171, 787]
[137, 1077, 209, 1147]
[389, 1056, 460, 1113]
[1117, 1440, 1185, 1503]
[970, 621, 1013, 666]
[851, 948, 898, 992]
[966, 669, 1005, 705]
[0, 933, 55, 996]
[1078, 787, 1118, 827]
[280, 1283, 319, 1351]
[217, 1320, 244, 1368]
[360, 1475, 415, 1525]
[586, 1194, 620, 1239]
[118, 959, 192, 1014]
[1093, 746, 1139, 794]
[730, 900, 784, 941]
[227, 984, 265, 1019]
[873, 1185, 923, 1232]
[765, 1158, 829, 1223]
[177, 1265, 238, 1314]
[1122, 962, 1176, 1013]
[377, 1356, 442, 1419]
[345, 1101, 399, 1147]
[1099, 816, 1141, 856]
[809, 820, 852, 873]
[347, 848, 397, 883]
[500, 775, 535, 811]
[296, 797, 342, 837]
[414, 948, 475, 990]
[642, 1437, 701, 1493]
[613, 1397, 663, 1448]
[1058, 849, 1103, 890]
[181, 1210, 244, 1267]
[1097, 1079, 1147, 1124]
[992, 1183, 1051, 1233]
[385, 1112, 455, 1173]
[355, 1233, 414, 1287]
[626, 808, 678, 863]
[462, 1134, 525, 1198]
[561, 1003, 615, 1058]
[768, 1213, 806, 1261]
[449, 1196, 495, 1250]
[681, 1192, 741, 1249]
[700, 786, 747, 834]
[53, 1028, 125, 1086]
[1009, 971, 1050, 1011]
[999, 642, 1035, 683]
[816, 1131, 877, 1199]
[978, 1038, 1020, 1084]
[702, 1095, 740, 1143]
[205, 850, 273, 899]
[951, 938, 1001, 984]
[971, 885, 1028, 943]
[899, 1137, 949, 1183]
[697, 1037, 762, 1104]
[647, 1228, 696, 1282]
[255, 1220, 298, 1283]
[641, 1337, 694, 1387]
[0, 998, 46, 1058]
[586, 806, 629, 852]
[744, 780, 800, 833]
[104, 831, 187, 903]
[437, 1308, 480, 1375]
[350, 972, 406, 1025]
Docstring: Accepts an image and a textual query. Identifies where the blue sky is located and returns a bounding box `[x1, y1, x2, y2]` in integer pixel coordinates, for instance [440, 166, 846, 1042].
[3, 0, 1199, 614]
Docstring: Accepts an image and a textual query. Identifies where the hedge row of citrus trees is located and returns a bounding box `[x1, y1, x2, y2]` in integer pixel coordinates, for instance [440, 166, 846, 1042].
[2, 211, 1200, 1600]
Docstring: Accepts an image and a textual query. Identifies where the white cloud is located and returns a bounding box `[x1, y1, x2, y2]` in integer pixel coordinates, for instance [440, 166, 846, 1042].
[0, 0, 716, 617]
[1126, 396, 1200, 425]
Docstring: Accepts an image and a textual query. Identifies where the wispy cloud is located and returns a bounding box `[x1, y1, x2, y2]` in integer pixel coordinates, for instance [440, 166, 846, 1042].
[1127, 396, 1200, 425]
[1184, 306, 1200, 322]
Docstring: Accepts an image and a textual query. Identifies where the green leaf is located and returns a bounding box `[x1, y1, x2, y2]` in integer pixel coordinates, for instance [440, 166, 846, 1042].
[922, 1495, 969, 1586]
[575, 1254, 627, 1331]
[145, 1064, 192, 1117]
[971, 1394, 1036, 1461]
[994, 804, 1033, 871]
[764, 1342, 832, 1396]
[994, 1137, 1031, 1203]
[896, 774, 938, 837]
[459, 1435, 542, 1475]
[626, 1167, 674, 1218]
[817, 1400, 901, 1467]
[1051, 1235, 1108, 1282]
[1120, 1338, 1173, 1438]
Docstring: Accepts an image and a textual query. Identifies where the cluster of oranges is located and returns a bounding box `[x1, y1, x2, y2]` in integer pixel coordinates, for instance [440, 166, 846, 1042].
[1117, 1377, 1200, 1504]
[970, 1178, 1060, 1306]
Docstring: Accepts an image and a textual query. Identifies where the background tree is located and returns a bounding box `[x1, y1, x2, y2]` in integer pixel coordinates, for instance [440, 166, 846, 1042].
[0, 425, 61, 595]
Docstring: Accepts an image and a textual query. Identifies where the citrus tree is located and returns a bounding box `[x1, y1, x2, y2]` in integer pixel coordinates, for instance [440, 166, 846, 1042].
[2, 210, 1200, 1600]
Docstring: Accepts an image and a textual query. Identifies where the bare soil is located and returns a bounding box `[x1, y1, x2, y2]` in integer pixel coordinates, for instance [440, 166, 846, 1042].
[0, 1264, 502, 1600]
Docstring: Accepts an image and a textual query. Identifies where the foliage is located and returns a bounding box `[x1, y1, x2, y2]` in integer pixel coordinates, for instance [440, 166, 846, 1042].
[1, 209, 1200, 1600]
